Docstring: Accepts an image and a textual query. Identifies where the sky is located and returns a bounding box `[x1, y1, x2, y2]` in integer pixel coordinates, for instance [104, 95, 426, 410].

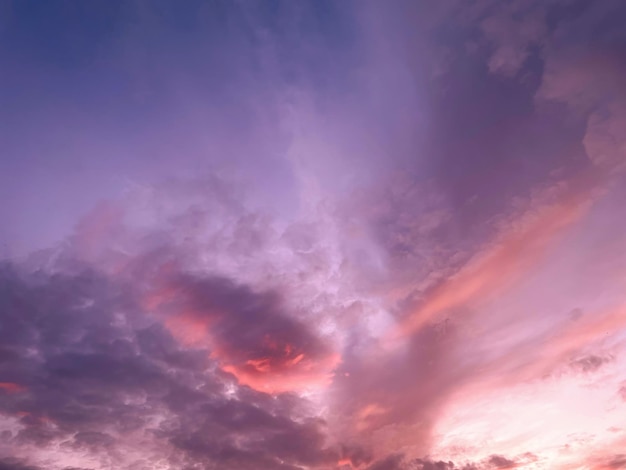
[1, 1, 626, 469]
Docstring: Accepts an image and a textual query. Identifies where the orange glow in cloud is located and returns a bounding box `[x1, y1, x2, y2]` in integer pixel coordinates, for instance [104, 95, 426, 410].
[396, 180, 596, 338]
[142, 279, 340, 394]
[219, 334, 341, 393]
[164, 313, 212, 345]
[142, 282, 219, 346]
[222, 352, 341, 394]
[246, 358, 273, 373]
[337, 457, 355, 468]
[355, 403, 388, 431]
[0, 382, 25, 394]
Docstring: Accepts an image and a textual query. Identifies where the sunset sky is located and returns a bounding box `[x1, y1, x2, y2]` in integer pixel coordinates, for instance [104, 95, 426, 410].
[1, 1, 626, 469]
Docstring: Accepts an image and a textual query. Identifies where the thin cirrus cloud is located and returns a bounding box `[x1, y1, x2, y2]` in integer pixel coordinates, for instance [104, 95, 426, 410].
[1, 1, 626, 469]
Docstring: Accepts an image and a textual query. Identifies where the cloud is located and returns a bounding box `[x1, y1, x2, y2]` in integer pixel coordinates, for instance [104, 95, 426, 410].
[0, 261, 342, 469]
[144, 270, 340, 393]
[394, 179, 594, 337]
[606, 455, 626, 469]
[0, 383, 25, 394]
[570, 354, 613, 373]
[412, 459, 456, 470]
[366, 453, 405, 470]
[590, 453, 626, 470]
[485, 455, 516, 469]
[357, 453, 523, 470]
[479, 0, 548, 76]
[3, 1, 626, 469]
[0, 458, 42, 470]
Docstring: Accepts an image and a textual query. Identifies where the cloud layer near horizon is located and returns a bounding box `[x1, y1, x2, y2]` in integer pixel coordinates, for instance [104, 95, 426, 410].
[2, 1, 626, 469]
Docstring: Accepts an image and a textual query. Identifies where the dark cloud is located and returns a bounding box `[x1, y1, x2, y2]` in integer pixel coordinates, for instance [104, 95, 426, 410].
[328, 319, 466, 457]
[0, 252, 535, 469]
[570, 354, 613, 373]
[0, 458, 41, 470]
[360, 454, 521, 470]
[144, 268, 338, 393]
[607, 455, 626, 469]
[0, 260, 338, 469]
[486, 455, 516, 469]
[412, 458, 456, 470]
[366, 453, 405, 470]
